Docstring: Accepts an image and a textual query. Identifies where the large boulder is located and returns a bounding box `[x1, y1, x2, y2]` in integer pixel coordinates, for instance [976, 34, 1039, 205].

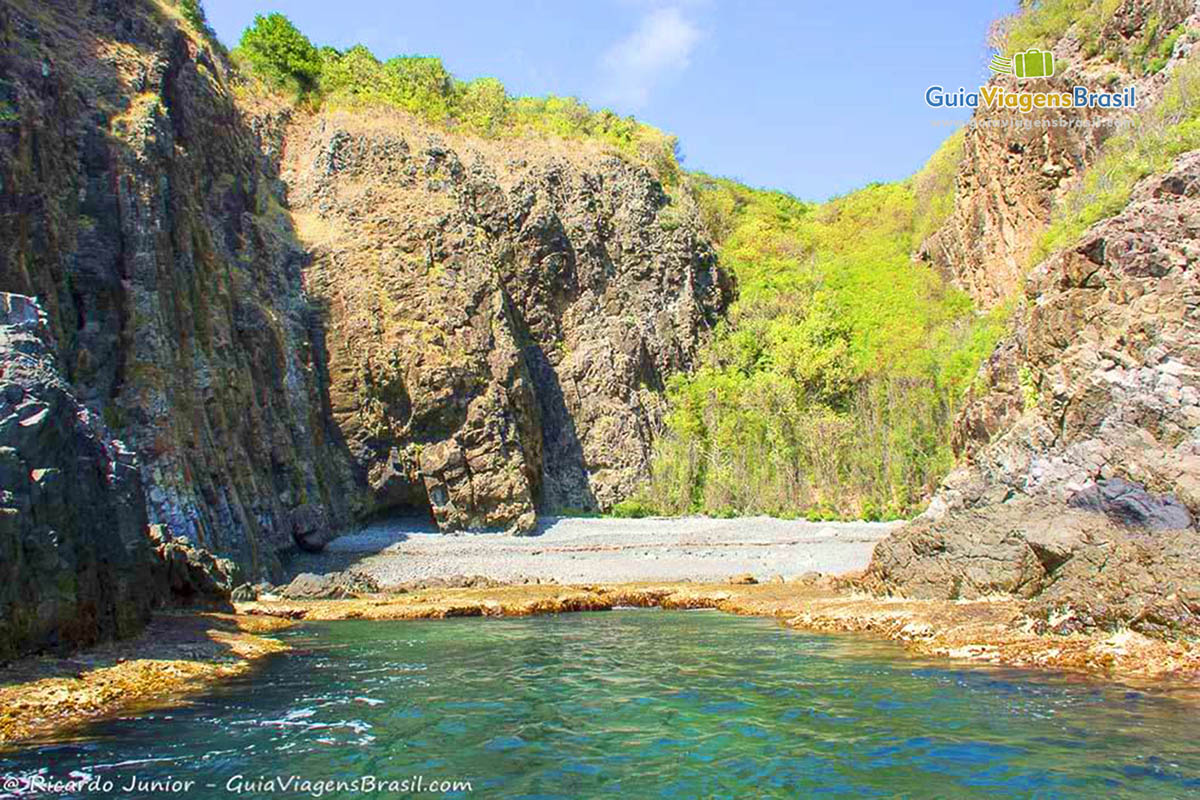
[148, 524, 236, 610]
[279, 571, 380, 600]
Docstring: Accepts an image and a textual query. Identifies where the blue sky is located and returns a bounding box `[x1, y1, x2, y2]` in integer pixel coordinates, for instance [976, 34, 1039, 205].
[204, 0, 1017, 200]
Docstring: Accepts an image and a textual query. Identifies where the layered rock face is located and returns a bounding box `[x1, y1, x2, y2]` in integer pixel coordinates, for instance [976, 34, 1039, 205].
[921, 0, 1196, 308]
[0, 293, 155, 660]
[0, 292, 233, 659]
[284, 113, 727, 531]
[867, 155, 1200, 634]
[0, 0, 361, 581]
[919, 81, 1107, 309]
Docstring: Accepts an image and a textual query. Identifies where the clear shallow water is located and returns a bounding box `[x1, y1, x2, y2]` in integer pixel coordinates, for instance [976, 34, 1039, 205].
[2, 611, 1199, 799]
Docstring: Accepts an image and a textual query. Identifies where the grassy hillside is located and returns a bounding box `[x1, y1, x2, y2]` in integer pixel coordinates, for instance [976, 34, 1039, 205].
[620, 157, 1007, 521]
[1036, 54, 1200, 261]
[994, 0, 1191, 76]
[213, 8, 680, 183]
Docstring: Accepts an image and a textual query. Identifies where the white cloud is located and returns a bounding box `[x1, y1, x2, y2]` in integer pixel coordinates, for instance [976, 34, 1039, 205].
[599, 6, 702, 109]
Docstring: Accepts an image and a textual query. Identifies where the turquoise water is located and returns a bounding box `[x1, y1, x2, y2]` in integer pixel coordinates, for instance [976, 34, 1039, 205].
[2, 610, 1199, 799]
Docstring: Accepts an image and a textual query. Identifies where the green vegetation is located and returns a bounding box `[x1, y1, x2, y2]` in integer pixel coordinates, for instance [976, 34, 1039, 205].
[162, 0, 223, 51]
[1035, 55, 1200, 261]
[177, 0, 207, 33]
[993, 0, 1193, 77]
[237, 13, 323, 94]
[911, 129, 964, 249]
[231, 13, 679, 180]
[1018, 366, 1040, 411]
[218, 4, 1198, 525]
[993, 0, 1121, 55]
[634, 163, 1006, 521]
[608, 499, 655, 519]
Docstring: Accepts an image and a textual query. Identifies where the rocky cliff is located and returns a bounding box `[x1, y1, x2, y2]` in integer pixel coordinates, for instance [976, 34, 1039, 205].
[282, 113, 726, 531]
[0, 0, 723, 655]
[0, 291, 238, 659]
[0, 0, 364, 585]
[0, 293, 154, 659]
[868, 0, 1200, 634]
[921, 0, 1197, 308]
[867, 150, 1200, 636]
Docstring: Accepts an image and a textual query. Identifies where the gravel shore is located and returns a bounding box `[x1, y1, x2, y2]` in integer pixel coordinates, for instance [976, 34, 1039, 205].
[282, 516, 901, 587]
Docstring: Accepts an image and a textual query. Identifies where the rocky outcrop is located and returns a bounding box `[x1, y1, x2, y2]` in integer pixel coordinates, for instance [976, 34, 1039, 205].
[278, 570, 380, 600]
[0, 293, 156, 660]
[867, 153, 1200, 634]
[920, 0, 1197, 308]
[284, 112, 728, 531]
[0, 0, 724, 655]
[0, 293, 236, 659]
[149, 523, 236, 609]
[919, 79, 1108, 309]
[0, 0, 362, 580]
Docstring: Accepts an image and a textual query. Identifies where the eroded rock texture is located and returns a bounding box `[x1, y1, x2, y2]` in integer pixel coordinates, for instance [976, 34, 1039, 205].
[921, 0, 1197, 308]
[0, 1, 361, 581]
[0, 293, 155, 660]
[868, 154, 1200, 634]
[284, 112, 728, 531]
[0, 0, 724, 654]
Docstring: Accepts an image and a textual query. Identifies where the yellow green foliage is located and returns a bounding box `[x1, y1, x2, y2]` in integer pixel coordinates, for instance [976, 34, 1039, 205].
[232, 14, 679, 180]
[993, 0, 1192, 76]
[237, 12, 322, 93]
[638, 165, 1005, 521]
[993, 0, 1121, 54]
[911, 128, 963, 248]
[1035, 55, 1200, 262]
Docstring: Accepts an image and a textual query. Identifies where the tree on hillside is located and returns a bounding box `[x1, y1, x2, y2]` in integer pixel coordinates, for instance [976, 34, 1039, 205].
[237, 13, 322, 93]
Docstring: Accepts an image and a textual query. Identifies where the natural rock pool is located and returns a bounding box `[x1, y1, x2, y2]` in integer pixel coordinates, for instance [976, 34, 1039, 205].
[3, 611, 1199, 798]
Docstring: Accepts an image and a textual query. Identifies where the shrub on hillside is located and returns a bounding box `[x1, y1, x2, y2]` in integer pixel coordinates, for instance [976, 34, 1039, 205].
[236, 13, 322, 94]
[233, 15, 681, 182]
[632, 168, 1006, 520]
[1036, 55, 1200, 262]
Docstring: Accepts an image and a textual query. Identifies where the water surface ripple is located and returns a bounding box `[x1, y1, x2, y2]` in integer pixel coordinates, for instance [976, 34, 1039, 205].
[3, 611, 1199, 798]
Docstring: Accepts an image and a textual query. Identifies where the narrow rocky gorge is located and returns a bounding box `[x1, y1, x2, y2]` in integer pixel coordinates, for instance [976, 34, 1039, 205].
[0, 0, 723, 657]
[1, 0, 1199, 664]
